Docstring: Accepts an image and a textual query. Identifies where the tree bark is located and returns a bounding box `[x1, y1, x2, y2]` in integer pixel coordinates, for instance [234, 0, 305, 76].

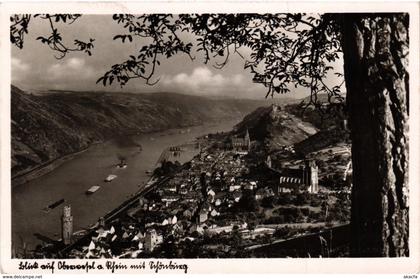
[341, 14, 409, 257]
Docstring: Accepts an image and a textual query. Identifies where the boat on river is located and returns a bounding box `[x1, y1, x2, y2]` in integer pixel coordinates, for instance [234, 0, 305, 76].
[116, 163, 127, 169]
[86, 185, 101, 195]
[42, 198, 65, 212]
[116, 159, 128, 169]
[105, 174, 117, 182]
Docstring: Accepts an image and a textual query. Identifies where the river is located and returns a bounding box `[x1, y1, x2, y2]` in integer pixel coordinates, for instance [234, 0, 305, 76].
[12, 118, 240, 252]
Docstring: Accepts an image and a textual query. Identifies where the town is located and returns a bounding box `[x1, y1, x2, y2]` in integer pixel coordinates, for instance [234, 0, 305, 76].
[33, 106, 352, 258]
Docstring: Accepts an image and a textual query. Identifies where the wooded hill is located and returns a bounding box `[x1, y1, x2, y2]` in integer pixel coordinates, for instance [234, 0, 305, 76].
[11, 85, 269, 177]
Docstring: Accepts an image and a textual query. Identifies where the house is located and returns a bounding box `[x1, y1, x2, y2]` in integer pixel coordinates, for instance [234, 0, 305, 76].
[205, 190, 214, 203]
[161, 193, 180, 204]
[244, 181, 257, 190]
[189, 223, 205, 234]
[207, 189, 216, 197]
[210, 209, 219, 217]
[138, 197, 148, 208]
[255, 187, 275, 200]
[183, 209, 193, 220]
[232, 190, 242, 202]
[229, 185, 242, 192]
[199, 209, 208, 223]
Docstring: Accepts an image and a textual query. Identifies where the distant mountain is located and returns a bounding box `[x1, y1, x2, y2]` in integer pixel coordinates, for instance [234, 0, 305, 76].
[233, 104, 318, 150]
[11, 85, 268, 178]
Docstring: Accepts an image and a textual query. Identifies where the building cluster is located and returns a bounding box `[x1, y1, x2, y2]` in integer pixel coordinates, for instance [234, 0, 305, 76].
[65, 144, 304, 258]
[60, 132, 329, 259]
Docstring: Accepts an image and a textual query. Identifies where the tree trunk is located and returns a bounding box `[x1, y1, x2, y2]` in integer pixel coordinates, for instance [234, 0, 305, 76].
[341, 14, 409, 257]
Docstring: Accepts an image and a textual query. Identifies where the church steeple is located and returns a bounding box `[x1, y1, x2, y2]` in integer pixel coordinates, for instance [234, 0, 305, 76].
[244, 128, 251, 151]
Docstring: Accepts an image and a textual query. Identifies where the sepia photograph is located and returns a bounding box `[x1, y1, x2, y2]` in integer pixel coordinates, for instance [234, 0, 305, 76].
[1, 1, 419, 274]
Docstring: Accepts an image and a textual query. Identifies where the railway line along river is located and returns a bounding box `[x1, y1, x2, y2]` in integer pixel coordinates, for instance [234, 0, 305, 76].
[12, 118, 240, 252]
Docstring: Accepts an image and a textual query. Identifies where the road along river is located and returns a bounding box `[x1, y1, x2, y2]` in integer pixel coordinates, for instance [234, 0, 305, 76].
[12, 118, 240, 252]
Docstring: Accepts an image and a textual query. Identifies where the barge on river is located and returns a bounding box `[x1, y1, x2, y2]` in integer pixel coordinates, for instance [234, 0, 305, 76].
[86, 185, 101, 195]
[42, 198, 65, 212]
[105, 174, 117, 182]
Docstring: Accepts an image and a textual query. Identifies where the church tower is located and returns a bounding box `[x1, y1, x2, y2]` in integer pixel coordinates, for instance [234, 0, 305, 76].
[244, 129, 251, 150]
[62, 205, 73, 245]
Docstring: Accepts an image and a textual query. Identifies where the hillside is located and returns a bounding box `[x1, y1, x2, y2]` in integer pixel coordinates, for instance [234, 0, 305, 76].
[232, 104, 318, 150]
[283, 94, 350, 155]
[11, 85, 267, 178]
[284, 93, 347, 130]
[268, 96, 352, 183]
[294, 126, 350, 156]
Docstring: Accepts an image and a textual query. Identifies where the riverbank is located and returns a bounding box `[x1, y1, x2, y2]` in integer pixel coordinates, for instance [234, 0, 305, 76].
[11, 142, 101, 187]
[12, 118, 241, 253]
[49, 150, 197, 258]
[11, 120, 235, 187]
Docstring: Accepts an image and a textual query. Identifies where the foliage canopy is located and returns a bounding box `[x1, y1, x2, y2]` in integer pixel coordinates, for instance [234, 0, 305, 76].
[11, 13, 345, 111]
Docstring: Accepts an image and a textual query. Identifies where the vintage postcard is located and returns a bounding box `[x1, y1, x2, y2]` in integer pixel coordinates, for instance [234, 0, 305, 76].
[0, 1, 419, 275]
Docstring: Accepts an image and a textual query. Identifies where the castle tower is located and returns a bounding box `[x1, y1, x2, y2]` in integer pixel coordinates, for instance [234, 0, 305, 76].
[144, 229, 158, 252]
[61, 205, 73, 245]
[304, 160, 319, 193]
[310, 161, 319, 193]
[266, 155, 272, 168]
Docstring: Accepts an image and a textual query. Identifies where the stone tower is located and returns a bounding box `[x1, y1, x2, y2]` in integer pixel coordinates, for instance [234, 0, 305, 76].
[304, 160, 319, 193]
[61, 205, 73, 245]
[144, 229, 158, 252]
[266, 155, 272, 168]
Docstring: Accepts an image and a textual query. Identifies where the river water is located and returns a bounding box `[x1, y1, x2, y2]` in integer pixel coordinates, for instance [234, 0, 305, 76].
[12, 119, 240, 251]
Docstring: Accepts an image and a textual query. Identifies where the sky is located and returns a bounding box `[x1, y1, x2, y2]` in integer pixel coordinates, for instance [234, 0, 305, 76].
[11, 15, 344, 100]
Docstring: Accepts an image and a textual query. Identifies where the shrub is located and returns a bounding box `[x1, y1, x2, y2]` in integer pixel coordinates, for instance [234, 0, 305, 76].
[277, 193, 293, 205]
[264, 215, 285, 224]
[295, 193, 310, 206]
[261, 196, 276, 208]
[273, 227, 289, 238]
